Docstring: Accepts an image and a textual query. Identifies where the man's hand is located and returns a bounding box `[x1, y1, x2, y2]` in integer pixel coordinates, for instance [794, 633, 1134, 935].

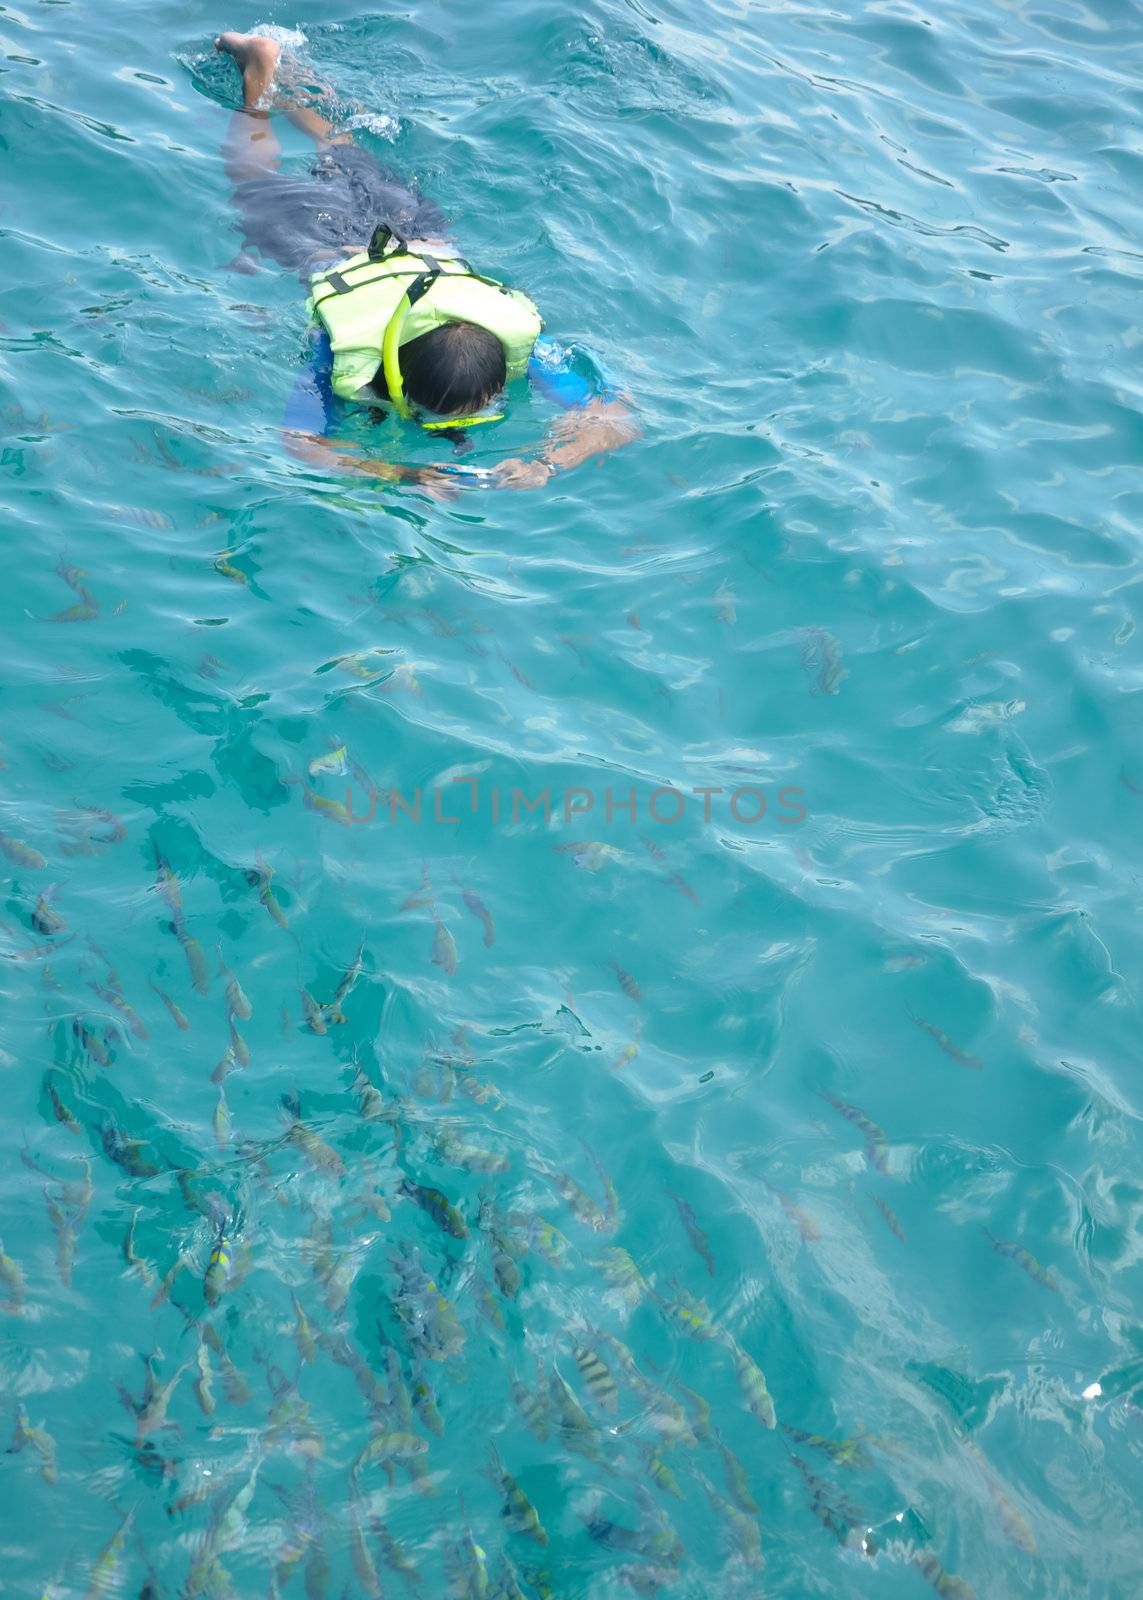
[346, 456, 460, 502]
[545, 400, 640, 470]
[491, 401, 639, 490]
[493, 458, 555, 490]
[284, 431, 458, 501]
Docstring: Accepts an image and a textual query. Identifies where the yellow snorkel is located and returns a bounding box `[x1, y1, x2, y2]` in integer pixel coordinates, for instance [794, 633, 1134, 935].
[381, 271, 505, 432]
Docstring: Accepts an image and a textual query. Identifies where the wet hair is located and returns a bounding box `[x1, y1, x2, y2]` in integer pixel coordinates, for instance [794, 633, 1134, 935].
[371, 320, 506, 417]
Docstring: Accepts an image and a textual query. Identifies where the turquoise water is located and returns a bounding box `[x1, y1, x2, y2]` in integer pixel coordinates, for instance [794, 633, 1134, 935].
[2, 0, 1142, 1595]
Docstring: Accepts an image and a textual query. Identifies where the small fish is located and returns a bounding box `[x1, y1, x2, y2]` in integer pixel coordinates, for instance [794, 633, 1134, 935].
[32, 892, 66, 936]
[347, 1184, 393, 1226]
[351, 1069, 389, 1126]
[716, 1435, 758, 1513]
[819, 1090, 890, 1174]
[400, 1179, 467, 1239]
[0, 832, 47, 870]
[210, 1046, 237, 1087]
[780, 1424, 871, 1471]
[123, 1207, 156, 1285]
[492, 1247, 521, 1300]
[611, 961, 643, 1002]
[540, 1160, 608, 1233]
[552, 840, 624, 871]
[456, 1072, 504, 1110]
[84, 1509, 135, 1600]
[58, 1156, 93, 1221]
[45, 1191, 77, 1287]
[352, 1430, 429, 1476]
[334, 648, 393, 682]
[204, 1225, 233, 1307]
[436, 1127, 509, 1175]
[617, 1565, 678, 1595]
[399, 862, 435, 912]
[202, 1327, 250, 1407]
[217, 948, 252, 1021]
[228, 1020, 250, 1068]
[379, 1343, 414, 1431]
[99, 1119, 160, 1178]
[981, 1227, 1059, 1291]
[764, 1180, 821, 1243]
[591, 1246, 649, 1308]
[112, 503, 173, 530]
[666, 1188, 715, 1276]
[135, 1354, 190, 1441]
[451, 1517, 489, 1599]
[460, 885, 495, 947]
[251, 853, 289, 930]
[611, 1030, 642, 1071]
[488, 1445, 548, 1544]
[348, 1501, 383, 1598]
[495, 1555, 529, 1600]
[149, 981, 190, 1030]
[300, 988, 328, 1035]
[89, 980, 148, 1041]
[8, 1402, 58, 1483]
[573, 1342, 618, 1415]
[698, 1473, 763, 1570]
[212, 1090, 230, 1150]
[531, 1216, 569, 1268]
[179, 932, 210, 996]
[68, 804, 125, 846]
[329, 938, 366, 1019]
[431, 916, 458, 977]
[800, 628, 847, 696]
[644, 1445, 684, 1499]
[909, 1010, 984, 1070]
[593, 1334, 691, 1444]
[728, 1337, 776, 1428]
[673, 1380, 713, 1444]
[911, 1550, 977, 1600]
[548, 1370, 599, 1457]
[290, 1292, 317, 1365]
[511, 1379, 550, 1444]
[308, 743, 348, 779]
[473, 1274, 505, 1330]
[872, 1194, 907, 1243]
[74, 1019, 112, 1068]
[963, 1439, 1036, 1553]
[213, 550, 247, 585]
[373, 1520, 421, 1586]
[45, 1074, 81, 1133]
[412, 1365, 445, 1437]
[193, 1339, 215, 1416]
[288, 1123, 346, 1179]
[787, 1452, 864, 1540]
[663, 1286, 716, 1342]
[302, 785, 352, 825]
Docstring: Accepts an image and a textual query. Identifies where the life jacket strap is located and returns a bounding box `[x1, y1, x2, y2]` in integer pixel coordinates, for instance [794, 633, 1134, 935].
[367, 224, 406, 260]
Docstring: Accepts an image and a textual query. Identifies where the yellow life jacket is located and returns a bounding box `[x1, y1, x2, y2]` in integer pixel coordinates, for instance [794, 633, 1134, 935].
[307, 229, 543, 415]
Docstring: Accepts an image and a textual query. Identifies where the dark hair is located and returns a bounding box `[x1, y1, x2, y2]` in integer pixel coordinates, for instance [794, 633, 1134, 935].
[372, 320, 506, 417]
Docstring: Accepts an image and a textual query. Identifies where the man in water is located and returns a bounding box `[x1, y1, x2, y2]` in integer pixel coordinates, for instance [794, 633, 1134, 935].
[216, 31, 637, 491]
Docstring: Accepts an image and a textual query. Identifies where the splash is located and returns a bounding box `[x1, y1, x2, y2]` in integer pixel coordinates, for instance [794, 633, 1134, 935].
[248, 22, 309, 52]
[343, 110, 399, 141]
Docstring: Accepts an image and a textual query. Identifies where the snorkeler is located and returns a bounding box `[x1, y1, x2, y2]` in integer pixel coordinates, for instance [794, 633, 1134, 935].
[215, 31, 638, 492]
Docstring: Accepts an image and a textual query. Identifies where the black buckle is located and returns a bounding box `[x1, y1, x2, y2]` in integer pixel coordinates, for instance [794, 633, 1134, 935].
[367, 224, 406, 261]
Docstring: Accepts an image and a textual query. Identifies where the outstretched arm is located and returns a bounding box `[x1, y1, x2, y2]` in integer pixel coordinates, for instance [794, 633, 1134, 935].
[491, 398, 640, 489]
[284, 428, 461, 500]
[283, 402, 637, 498]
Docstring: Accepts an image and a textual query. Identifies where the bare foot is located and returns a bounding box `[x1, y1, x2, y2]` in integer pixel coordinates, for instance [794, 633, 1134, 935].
[215, 31, 281, 109]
